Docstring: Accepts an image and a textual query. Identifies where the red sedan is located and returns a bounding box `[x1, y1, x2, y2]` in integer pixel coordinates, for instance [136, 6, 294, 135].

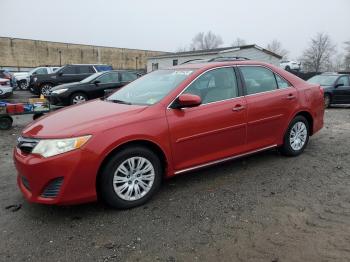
[14, 60, 324, 209]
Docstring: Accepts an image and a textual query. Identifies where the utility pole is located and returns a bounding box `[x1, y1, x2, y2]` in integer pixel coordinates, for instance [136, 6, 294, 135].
[58, 50, 62, 66]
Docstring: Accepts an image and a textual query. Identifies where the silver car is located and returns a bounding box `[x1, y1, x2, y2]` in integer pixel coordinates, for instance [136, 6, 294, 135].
[0, 78, 13, 98]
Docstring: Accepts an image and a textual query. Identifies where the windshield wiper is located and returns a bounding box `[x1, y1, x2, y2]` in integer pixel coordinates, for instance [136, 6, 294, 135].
[108, 99, 132, 105]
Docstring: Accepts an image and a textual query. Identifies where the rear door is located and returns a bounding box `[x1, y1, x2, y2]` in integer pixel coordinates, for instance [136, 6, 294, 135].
[120, 71, 138, 86]
[166, 67, 247, 171]
[333, 75, 350, 103]
[238, 66, 298, 150]
[76, 65, 95, 81]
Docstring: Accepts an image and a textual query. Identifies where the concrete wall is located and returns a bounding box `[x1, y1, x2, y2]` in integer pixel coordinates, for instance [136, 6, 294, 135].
[147, 47, 280, 72]
[0, 37, 166, 71]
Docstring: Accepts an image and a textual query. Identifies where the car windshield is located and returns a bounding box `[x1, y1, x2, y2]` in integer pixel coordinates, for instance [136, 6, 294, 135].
[106, 69, 194, 105]
[80, 72, 104, 83]
[307, 75, 338, 86]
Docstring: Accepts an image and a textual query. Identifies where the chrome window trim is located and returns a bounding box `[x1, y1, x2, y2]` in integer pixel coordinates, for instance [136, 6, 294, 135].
[237, 65, 295, 97]
[167, 65, 241, 110]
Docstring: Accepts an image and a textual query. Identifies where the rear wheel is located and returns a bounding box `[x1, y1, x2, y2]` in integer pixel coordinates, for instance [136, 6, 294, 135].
[279, 116, 309, 156]
[40, 83, 53, 96]
[324, 94, 331, 108]
[0, 116, 13, 130]
[98, 146, 162, 209]
[70, 92, 88, 105]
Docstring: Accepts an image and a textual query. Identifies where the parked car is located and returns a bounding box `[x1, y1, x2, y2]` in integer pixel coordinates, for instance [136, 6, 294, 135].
[48, 70, 140, 106]
[15, 67, 59, 90]
[14, 60, 324, 209]
[30, 64, 113, 96]
[0, 69, 17, 89]
[307, 73, 350, 107]
[0, 78, 13, 98]
[280, 60, 301, 71]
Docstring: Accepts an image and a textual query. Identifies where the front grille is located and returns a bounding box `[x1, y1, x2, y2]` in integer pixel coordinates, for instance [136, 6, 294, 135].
[17, 137, 39, 154]
[41, 177, 64, 198]
[21, 176, 31, 191]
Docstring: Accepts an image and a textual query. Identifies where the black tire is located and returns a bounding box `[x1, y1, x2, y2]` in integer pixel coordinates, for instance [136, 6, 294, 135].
[33, 113, 44, 120]
[70, 92, 88, 105]
[18, 80, 28, 90]
[324, 94, 331, 108]
[98, 146, 162, 209]
[0, 116, 13, 130]
[279, 115, 310, 157]
[285, 65, 291, 71]
[40, 83, 53, 96]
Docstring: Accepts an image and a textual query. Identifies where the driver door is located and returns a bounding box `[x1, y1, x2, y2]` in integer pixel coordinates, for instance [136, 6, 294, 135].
[166, 67, 247, 172]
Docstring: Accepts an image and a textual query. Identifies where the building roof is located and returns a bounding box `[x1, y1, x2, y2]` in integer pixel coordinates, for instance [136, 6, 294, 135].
[149, 44, 282, 59]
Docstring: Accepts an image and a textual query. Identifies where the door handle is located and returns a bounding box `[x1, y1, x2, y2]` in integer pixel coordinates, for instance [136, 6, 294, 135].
[232, 105, 245, 112]
[285, 94, 296, 100]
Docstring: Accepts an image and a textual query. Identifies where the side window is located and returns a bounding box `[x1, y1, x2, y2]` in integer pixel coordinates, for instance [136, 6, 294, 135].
[337, 76, 350, 86]
[97, 72, 119, 83]
[61, 66, 76, 75]
[36, 68, 48, 74]
[121, 72, 138, 82]
[240, 66, 278, 95]
[275, 74, 291, 89]
[78, 66, 93, 74]
[183, 67, 238, 104]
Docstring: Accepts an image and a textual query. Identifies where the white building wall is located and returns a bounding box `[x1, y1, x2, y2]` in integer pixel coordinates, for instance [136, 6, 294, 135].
[147, 47, 280, 72]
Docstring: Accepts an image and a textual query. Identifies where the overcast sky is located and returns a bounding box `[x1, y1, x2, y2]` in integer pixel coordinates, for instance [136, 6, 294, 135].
[1, 0, 349, 59]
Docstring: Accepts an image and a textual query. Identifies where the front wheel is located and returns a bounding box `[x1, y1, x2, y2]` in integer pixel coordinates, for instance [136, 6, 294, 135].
[18, 80, 28, 90]
[98, 146, 162, 209]
[279, 116, 309, 156]
[70, 92, 88, 105]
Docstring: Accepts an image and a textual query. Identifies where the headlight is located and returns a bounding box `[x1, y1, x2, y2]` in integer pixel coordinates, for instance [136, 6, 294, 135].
[52, 88, 68, 94]
[32, 135, 91, 158]
[33, 77, 37, 82]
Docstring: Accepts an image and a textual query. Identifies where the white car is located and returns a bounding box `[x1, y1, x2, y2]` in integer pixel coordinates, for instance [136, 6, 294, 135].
[0, 78, 13, 98]
[14, 67, 59, 90]
[280, 60, 301, 71]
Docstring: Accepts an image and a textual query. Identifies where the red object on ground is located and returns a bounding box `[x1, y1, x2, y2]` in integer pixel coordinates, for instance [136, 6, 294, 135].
[6, 104, 25, 114]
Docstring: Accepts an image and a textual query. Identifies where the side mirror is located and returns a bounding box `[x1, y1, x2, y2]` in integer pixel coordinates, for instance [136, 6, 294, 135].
[335, 83, 344, 88]
[94, 80, 100, 85]
[172, 94, 201, 109]
[32, 72, 37, 75]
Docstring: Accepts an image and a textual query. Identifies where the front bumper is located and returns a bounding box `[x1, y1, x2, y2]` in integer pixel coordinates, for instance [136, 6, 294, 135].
[0, 86, 13, 98]
[46, 93, 70, 106]
[14, 146, 98, 205]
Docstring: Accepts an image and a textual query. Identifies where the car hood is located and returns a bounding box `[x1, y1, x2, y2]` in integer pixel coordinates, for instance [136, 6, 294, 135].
[22, 99, 148, 138]
[51, 82, 82, 91]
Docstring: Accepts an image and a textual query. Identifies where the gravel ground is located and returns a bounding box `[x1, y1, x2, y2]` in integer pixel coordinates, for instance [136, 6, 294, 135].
[0, 91, 350, 262]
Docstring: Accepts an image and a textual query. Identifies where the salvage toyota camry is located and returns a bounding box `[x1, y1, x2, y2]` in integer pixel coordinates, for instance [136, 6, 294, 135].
[14, 60, 324, 209]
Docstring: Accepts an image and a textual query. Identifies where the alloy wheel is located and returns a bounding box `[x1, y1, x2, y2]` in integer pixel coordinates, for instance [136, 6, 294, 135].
[113, 157, 155, 201]
[72, 95, 87, 104]
[41, 85, 52, 96]
[289, 121, 308, 151]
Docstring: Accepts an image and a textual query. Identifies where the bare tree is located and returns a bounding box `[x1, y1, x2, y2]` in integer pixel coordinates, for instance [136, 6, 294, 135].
[266, 40, 288, 58]
[232, 37, 246, 47]
[344, 41, 350, 70]
[301, 33, 336, 72]
[190, 31, 223, 50]
[175, 46, 188, 53]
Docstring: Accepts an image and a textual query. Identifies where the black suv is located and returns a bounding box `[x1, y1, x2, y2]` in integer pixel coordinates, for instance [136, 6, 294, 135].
[48, 70, 140, 106]
[29, 64, 112, 95]
[307, 73, 350, 107]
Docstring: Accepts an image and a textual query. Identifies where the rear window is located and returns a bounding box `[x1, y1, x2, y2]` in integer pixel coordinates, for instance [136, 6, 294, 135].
[95, 65, 113, 72]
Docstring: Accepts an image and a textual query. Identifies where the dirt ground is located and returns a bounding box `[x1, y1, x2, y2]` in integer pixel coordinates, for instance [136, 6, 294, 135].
[0, 91, 350, 262]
